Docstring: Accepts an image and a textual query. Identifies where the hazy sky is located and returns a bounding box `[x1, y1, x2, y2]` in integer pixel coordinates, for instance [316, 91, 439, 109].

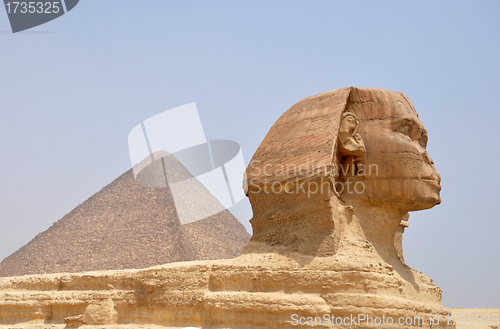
[0, 1, 498, 308]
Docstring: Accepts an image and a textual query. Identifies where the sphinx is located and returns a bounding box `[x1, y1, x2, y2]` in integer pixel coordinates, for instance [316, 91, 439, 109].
[245, 86, 441, 269]
[0, 87, 454, 329]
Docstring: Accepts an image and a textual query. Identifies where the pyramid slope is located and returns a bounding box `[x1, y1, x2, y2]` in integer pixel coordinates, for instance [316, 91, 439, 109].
[0, 168, 250, 277]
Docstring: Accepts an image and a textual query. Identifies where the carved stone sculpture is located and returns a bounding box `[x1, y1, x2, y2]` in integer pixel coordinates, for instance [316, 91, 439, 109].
[245, 87, 440, 258]
[0, 87, 459, 329]
[236, 87, 452, 327]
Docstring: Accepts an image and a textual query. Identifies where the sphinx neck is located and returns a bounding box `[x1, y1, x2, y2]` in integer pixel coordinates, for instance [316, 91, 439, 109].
[348, 201, 407, 263]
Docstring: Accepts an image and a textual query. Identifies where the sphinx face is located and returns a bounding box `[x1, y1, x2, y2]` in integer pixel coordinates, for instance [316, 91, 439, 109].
[342, 95, 441, 211]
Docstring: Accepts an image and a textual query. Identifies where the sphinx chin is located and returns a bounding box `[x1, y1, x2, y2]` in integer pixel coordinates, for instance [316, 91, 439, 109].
[394, 198, 441, 212]
[361, 178, 441, 211]
[417, 195, 441, 210]
[412, 180, 442, 210]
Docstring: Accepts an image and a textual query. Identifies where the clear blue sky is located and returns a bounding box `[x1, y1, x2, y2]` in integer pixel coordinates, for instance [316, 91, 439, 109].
[0, 1, 498, 308]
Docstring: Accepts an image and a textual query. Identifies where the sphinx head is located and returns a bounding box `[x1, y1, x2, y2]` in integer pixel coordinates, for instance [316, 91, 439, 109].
[335, 88, 441, 211]
[244, 87, 441, 255]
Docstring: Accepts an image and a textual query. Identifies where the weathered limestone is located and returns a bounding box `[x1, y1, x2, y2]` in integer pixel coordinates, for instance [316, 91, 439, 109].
[0, 256, 452, 328]
[0, 87, 470, 328]
[240, 87, 451, 327]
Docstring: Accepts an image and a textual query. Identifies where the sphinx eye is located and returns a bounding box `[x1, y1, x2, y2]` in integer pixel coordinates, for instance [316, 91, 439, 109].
[396, 119, 413, 137]
[419, 131, 428, 148]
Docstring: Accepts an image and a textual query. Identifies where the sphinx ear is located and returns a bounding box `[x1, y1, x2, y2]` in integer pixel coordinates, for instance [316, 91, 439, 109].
[338, 113, 365, 156]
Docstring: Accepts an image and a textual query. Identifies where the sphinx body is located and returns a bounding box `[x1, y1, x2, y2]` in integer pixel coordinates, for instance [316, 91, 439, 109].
[0, 87, 455, 329]
[234, 87, 452, 327]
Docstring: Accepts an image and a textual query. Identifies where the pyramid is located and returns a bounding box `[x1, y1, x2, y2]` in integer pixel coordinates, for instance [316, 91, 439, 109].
[0, 156, 250, 277]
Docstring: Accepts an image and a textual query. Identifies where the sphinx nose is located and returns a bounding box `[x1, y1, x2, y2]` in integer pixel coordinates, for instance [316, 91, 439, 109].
[423, 151, 434, 166]
[434, 170, 441, 183]
[423, 151, 441, 182]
